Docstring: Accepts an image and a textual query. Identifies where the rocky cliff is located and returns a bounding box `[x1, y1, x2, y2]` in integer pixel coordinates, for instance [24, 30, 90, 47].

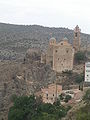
[0, 51, 56, 120]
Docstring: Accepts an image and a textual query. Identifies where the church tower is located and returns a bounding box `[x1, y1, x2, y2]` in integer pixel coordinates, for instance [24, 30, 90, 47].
[73, 25, 81, 52]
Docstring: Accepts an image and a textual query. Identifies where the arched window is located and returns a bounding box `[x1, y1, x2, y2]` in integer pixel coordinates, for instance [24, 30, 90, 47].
[75, 33, 77, 37]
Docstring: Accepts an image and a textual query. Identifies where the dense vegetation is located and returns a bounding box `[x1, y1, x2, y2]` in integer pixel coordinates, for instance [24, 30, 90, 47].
[59, 94, 72, 103]
[76, 89, 90, 120]
[8, 95, 70, 120]
[75, 51, 86, 63]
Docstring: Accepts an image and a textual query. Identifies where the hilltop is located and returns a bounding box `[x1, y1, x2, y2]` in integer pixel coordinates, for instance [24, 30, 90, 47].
[0, 23, 90, 60]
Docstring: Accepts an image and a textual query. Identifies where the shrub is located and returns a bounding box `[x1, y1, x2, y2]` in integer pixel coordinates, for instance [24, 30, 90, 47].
[75, 51, 86, 63]
[64, 95, 72, 103]
[8, 95, 68, 120]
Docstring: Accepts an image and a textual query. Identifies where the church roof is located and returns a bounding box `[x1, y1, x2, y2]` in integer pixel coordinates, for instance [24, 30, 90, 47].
[63, 37, 68, 41]
[50, 37, 56, 41]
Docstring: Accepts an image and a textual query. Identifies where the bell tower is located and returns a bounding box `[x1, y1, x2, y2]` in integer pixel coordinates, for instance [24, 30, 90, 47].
[73, 25, 81, 52]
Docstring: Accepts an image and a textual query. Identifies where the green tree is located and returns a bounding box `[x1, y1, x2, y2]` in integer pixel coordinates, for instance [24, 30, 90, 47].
[8, 95, 38, 120]
[8, 107, 25, 120]
[8, 95, 69, 120]
[75, 51, 86, 63]
[64, 95, 72, 103]
[40, 103, 55, 114]
[83, 89, 90, 105]
[76, 89, 90, 120]
[75, 73, 84, 90]
[59, 93, 65, 100]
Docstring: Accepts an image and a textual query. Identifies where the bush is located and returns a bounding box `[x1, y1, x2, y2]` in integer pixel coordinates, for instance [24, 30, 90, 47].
[75, 51, 86, 63]
[75, 73, 84, 84]
[64, 95, 72, 103]
[83, 89, 90, 105]
[8, 95, 68, 120]
[59, 93, 65, 100]
[76, 89, 90, 120]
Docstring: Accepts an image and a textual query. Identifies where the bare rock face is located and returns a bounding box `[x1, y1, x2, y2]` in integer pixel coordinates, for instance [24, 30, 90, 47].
[0, 61, 28, 120]
[0, 57, 56, 120]
[0, 48, 85, 120]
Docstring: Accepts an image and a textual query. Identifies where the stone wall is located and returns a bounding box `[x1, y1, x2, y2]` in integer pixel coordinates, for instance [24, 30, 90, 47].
[53, 40, 74, 72]
[41, 84, 62, 104]
[41, 38, 74, 73]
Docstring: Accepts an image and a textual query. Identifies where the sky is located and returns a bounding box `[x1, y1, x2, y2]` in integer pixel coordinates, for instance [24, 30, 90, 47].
[0, 0, 90, 34]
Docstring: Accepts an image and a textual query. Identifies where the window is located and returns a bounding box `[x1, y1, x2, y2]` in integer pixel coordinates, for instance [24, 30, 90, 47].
[75, 33, 77, 37]
[46, 94, 48, 99]
[66, 50, 69, 53]
[53, 94, 54, 97]
[56, 50, 58, 53]
[61, 43, 63, 45]
[66, 48, 69, 53]
[58, 58, 59, 60]
[51, 98, 53, 100]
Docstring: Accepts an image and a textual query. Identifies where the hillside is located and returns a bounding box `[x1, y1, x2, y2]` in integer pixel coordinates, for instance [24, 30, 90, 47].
[0, 23, 90, 60]
[0, 49, 87, 120]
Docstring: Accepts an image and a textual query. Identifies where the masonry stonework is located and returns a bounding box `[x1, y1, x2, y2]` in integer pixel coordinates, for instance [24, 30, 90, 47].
[41, 84, 62, 104]
[73, 25, 81, 52]
[53, 38, 74, 72]
[41, 26, 81, 73]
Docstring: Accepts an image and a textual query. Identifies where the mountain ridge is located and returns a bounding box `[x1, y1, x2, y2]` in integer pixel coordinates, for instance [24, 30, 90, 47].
[0, 22, 90, 60]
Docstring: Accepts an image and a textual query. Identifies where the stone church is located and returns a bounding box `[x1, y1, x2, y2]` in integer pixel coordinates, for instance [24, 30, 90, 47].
[41, 25, 81, 73]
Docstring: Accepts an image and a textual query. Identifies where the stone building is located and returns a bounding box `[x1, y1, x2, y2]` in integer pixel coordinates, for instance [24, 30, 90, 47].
[53, 38, 74, 72]
[36, 84, 62, 104]
[73, 25, 81, 52]
[41, 37, 74, 73]
[41, 26, 82, 72]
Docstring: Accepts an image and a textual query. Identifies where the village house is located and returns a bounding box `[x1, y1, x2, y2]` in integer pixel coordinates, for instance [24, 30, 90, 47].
[36, 84, 62, 104]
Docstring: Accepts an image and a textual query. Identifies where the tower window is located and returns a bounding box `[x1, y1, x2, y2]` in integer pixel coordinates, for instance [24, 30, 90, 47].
[75, 33, 77, 37]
